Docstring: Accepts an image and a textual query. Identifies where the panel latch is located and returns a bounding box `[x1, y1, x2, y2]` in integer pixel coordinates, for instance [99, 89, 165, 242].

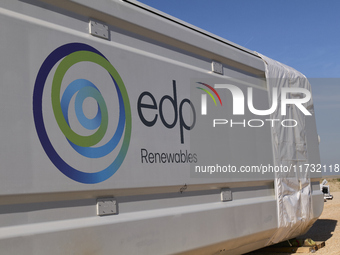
[89, 20, 109, 40]
[97, 198, 117, 216]
[212, 61, 223, 75]
[221, 189, 232, 202]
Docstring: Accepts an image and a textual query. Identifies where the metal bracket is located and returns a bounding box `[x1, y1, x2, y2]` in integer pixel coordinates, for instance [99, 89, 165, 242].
[89, 20, 109, 40]
[221, 189, 232, 202]
[97, 198, 117, 216]
[212, 61, 223, 75]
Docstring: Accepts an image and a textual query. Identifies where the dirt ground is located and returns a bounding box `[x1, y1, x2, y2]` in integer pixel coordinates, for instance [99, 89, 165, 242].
[326, 178, 340, 192]
[248, 178, 340, 255]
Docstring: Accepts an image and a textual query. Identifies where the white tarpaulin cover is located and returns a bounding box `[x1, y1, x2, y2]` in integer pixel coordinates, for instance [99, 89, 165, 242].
[257, 53, 315, 245]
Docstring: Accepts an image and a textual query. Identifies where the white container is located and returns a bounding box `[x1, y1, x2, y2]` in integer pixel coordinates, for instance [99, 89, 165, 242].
[0, 1, 323, 254]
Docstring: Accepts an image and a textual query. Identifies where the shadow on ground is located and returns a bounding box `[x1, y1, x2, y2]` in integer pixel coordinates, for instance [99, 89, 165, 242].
[244, 219, 338, 254]
[298, 219, 337, 242]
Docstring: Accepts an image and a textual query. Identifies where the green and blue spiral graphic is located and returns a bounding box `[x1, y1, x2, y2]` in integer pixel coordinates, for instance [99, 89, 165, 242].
[33, 43, 131, 184]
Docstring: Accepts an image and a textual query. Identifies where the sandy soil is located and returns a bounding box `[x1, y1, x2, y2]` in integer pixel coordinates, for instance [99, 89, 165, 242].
[326, 178, 340, 192]
[247, 179, 340, 255]
[296, 191, 340, 255]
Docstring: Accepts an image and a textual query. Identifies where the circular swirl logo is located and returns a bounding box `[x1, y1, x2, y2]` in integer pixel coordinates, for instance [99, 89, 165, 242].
[33, 43, 131, 184]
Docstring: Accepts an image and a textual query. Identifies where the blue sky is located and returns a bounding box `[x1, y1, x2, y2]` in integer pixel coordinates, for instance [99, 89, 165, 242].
[139, 0, 340, 174]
